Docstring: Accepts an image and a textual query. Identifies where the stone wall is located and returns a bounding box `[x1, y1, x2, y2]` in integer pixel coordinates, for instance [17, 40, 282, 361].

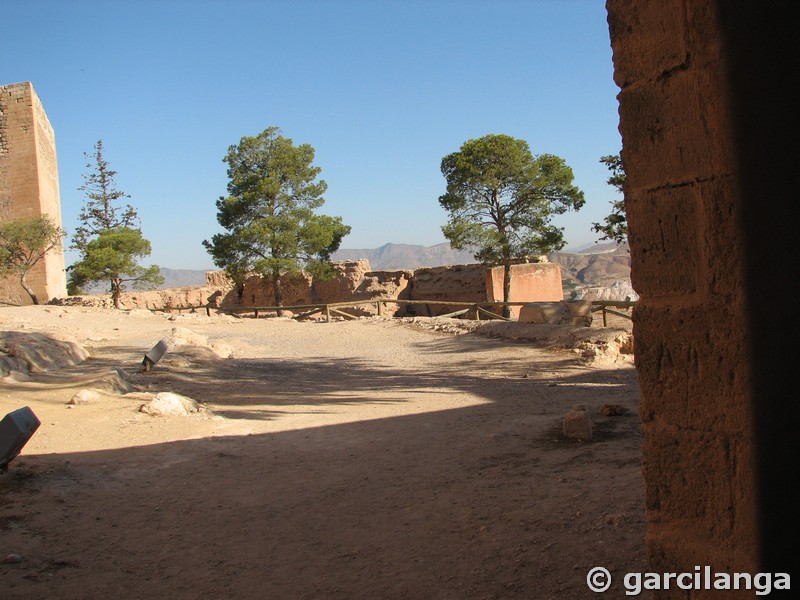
[56, 260, 564, 318]
[225, 261, 513, 317]
[404, 264, 487, 316]
[0, 82, 67, 305]
[607, 0, 757, 590]
[485, 263, 563, 318]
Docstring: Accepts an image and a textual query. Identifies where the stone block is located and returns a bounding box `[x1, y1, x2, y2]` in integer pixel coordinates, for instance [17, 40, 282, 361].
[518, 300, 592, 326]
[563, 405, 592, 440]
[485, 263, 563, 318]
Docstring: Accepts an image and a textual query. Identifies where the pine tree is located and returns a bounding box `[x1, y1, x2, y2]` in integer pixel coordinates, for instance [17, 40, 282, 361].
[69, 140, 162, 306]
[71, 139, 139, 253]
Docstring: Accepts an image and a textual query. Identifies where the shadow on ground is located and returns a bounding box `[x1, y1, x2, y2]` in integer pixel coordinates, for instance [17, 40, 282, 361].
[1, 331, 645, 600]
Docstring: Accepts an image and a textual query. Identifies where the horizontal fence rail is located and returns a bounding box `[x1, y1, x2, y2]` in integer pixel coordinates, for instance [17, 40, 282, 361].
[148, 299, 636, 325]
[589, 300, 636, 327]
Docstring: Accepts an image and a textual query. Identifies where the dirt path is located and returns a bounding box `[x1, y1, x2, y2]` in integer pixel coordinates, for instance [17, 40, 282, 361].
[1, 306, 645, 599]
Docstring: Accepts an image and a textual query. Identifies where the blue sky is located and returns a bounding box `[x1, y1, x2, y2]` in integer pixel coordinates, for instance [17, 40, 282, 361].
[2, 0, 621, 270]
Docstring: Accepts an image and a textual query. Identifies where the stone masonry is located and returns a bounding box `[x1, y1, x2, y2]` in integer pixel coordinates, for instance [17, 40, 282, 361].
[0, 81, 67, 305]
[607, 1, 757, 594]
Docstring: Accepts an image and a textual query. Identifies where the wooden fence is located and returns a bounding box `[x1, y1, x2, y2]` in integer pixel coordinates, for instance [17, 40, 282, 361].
[155, 299, 636, 325]
[589, 300, 636, 327]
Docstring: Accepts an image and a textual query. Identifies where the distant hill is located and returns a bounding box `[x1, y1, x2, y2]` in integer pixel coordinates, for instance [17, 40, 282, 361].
[80, 267, 209, 293]
[549, 242, 631, 287]
[156, 268, 209, 288]
[331, 243, 478, 270]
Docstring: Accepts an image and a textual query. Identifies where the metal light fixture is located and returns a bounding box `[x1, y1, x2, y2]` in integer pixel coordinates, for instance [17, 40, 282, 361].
[0, 406, 41, 473]
[142, 339, 168, 372]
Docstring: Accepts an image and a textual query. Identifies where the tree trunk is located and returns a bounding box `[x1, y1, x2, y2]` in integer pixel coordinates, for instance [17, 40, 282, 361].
[502, 258, 512, 319]
[272, 268, 284, 316]
[19, 272, 40, 305]
[111, 278, 122, 309]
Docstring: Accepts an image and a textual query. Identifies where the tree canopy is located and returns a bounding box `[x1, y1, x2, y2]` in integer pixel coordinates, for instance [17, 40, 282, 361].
[0, 216, 64, 305]
[69, 227, 163, 308]
[203, 126, 350, 308]
[591, 154, 627, 244]
[438, 133, 584, 314]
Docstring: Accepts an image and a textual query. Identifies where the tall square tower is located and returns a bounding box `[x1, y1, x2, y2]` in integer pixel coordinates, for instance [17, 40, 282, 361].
[0, 81, 67, 304]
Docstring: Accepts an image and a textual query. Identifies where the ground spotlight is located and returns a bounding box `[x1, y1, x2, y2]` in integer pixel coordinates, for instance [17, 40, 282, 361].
[0, 406, 41, 473]
[142, 339, 168, 372]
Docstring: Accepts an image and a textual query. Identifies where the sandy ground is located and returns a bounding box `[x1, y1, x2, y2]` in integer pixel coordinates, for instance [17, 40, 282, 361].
[1, 305, 645, 599]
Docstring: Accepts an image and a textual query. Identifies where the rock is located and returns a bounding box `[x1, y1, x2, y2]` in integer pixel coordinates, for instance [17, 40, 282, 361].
[205, 271, 234, 288]
[563, 405, 593, 440]
[138, 392, 202, 416]
[0, 331, 89, 375]
[165, 327, 233, 359]
[518, 302, 564, 324]
[576, 279, 639, 302]
[94, 368, 137, 394]
[569, 330, 634, 365]
[3, 553, 23, 564]
[518, 301, 593, 326]
[68, 389, 106, 405]
[619, 334, 635, 354]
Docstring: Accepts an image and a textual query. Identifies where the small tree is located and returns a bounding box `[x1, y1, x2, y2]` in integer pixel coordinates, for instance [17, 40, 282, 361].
[0, 216, 64, 305]
[203, 126, 351, 309]
[72, 139, 139, 253]
[439, 133, 584, 316]
[70, 140, 160, 307]
[68, 227, 163, 308]
[591, 154, 627, 244]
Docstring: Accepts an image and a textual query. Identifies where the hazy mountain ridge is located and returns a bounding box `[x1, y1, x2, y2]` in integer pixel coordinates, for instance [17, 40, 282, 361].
[331, 243, 478, 270]
[156, 268, 210, 288]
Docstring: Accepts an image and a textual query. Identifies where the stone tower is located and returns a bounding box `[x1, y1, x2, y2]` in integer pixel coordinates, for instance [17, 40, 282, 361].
[0, 81, 67, 305]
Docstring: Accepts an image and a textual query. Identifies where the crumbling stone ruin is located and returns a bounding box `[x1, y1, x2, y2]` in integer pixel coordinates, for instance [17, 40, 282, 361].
[0, 82, 67, 305]
[55, 259, 567, 317]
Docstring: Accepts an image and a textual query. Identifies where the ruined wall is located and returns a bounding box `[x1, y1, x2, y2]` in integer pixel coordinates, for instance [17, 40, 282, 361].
[71, 261, 562, 317]
[607, 0, 757, 591]
[485, 263, 563, 318]
[406, 264, 487, 316]
[0, 82, 67, 304]
[311, 260, 412, 305]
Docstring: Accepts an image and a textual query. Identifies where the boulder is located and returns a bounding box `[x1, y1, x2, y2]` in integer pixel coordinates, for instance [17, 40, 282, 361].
[138, 392, 203, 416]
[563, 404, 593, 440]
[0, 331, 89, 375]
[68, 389, 106, 405]
[518, 301, 593, 326]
